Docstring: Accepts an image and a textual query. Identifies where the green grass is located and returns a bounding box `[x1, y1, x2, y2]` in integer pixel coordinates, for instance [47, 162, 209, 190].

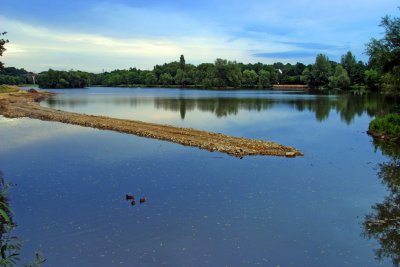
[0, 85, 19, 93]
[19, 84, 39, 88]
[369, 113, 400, 138]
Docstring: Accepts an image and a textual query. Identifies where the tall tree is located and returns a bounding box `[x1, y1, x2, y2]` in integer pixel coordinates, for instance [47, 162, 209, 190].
[258, 70, 271, 88]
[366, 12, 400, 93]
[213, 59, 242, 87]
[0, 32, 9, 70]
[341, 51, 357, 84]
[242, 70, 258, 87]
[179, 55, 186, 70]
[312, 54, 331, 87]
[328, 65, 351, 89]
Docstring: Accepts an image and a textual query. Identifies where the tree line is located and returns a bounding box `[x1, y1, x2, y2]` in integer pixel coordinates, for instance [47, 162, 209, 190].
[0, 67, 36, 85]
[33, 52, 369, 90]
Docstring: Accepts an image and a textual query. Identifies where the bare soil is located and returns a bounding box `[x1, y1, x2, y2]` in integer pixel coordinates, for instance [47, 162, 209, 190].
[0, 90, 303, 158]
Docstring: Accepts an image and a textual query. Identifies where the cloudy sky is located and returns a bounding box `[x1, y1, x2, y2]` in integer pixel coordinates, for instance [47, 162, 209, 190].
[0, 0, 397, 72]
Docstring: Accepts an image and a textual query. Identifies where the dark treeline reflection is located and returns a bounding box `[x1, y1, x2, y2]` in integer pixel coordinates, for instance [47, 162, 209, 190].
[154, 93, 398, 123]
[363, 140, 400, 266]
[0, 170, 20, 266]
[46, 92, 397, 124]
[0, 171, 45, 266]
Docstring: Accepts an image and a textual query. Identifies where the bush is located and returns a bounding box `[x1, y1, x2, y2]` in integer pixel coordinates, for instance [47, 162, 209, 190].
[369, 113, 400, 137]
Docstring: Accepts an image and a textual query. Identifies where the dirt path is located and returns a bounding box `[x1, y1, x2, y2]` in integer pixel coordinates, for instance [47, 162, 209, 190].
[0, 90, 303, 158]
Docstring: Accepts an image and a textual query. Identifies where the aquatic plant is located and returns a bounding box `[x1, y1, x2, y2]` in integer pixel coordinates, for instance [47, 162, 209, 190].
[369, 113, 400, 139]
[0, 171, 45, 267]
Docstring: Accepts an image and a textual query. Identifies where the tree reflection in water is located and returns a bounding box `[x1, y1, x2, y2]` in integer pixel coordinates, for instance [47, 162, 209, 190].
[363, 139, 400, 266]
[47, 91, 397, 124]
[0, 170, 20, 266]
[0, 171, 45, 266]
[149, 92, 396, 123]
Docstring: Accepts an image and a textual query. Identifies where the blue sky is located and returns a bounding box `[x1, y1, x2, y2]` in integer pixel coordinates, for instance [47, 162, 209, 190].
[0, 0, 398, 72]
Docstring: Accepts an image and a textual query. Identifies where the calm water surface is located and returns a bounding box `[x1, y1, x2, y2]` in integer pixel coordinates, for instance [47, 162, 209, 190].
[0, 87, 399, 266]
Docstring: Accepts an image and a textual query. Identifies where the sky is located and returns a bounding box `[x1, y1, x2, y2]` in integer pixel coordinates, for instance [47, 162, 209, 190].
[0, 0, 398, 72]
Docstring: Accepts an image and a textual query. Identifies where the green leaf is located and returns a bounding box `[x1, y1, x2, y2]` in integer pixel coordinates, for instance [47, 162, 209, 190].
[0, 209, 10, 223]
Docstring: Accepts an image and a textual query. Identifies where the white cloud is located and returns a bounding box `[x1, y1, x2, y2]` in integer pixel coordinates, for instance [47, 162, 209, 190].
[0, 116, 86, 153]
[1, 16, 274, 72]
[1, 0, 397, 71]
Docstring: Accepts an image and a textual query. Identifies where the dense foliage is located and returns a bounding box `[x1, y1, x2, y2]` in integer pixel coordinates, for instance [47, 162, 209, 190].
[0, 67, 36, 85]
[38, 69, 90, 88]
[369, 113, 400, 139]
[300, 52, 368, 90]
[366, 12, 400, 93]
[366, 11, 400, 141]
[0, 32, 8, 70]
[34, 54, 371, 90]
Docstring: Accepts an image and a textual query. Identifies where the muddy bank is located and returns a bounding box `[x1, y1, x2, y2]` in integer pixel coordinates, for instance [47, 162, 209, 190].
[0, 90, 303, 158]
[367, 130, 400, 143]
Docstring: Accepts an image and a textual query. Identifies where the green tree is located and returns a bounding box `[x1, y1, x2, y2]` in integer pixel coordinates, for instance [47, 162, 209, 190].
[0, 32, 9, 70]
[353, 61, 367, 85]
[300, 67, 312, 85]
[174, 69, 185, 86]
[195, 63, 215, 87]
[213, 59, 242, 87]
[127, 70, 140, 84]
[144, 72, 157, 85]
[341, 51, 357, 84]
[179, 55, 186, 70]
[311, 54, 331, 87]
[366, 12, 400, 93]
[159, 73, 174, 85]
[153, 62, 180, 80]
[38, 69, 90, 88]
[328, 65, 351, 89]
[242, 70, 258, 87]
[258, 70, 271, 88]
[364, 69, 380, 91]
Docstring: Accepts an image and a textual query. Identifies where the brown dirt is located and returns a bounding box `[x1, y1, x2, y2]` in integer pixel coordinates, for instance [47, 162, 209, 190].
[0, 90, 303, 158]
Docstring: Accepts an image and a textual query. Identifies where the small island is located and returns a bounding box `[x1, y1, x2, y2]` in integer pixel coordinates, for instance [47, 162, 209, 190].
[0, 87, 303, 158]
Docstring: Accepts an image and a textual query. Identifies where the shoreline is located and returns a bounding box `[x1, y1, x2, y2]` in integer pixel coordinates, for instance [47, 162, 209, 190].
[0, 90, 303, 158]
[37, 84, 310, 91]
[367, 130, 400, 143]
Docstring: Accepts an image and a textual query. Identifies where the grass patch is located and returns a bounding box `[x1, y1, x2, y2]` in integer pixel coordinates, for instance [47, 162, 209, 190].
[369, 113, 400, 138]
[19, 84, 39, 88]
[0, 85, 19, 93]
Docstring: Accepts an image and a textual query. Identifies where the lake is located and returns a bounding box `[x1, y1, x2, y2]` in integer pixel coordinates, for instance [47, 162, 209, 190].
[0, 87, 399, 266]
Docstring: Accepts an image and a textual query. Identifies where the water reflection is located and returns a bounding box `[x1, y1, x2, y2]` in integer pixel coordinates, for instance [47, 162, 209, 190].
[45, 91, 396, 125]
[0, 171, 10, 237]
[154, 93, 395, 124]
[0, 170, 21, 266]
[363, 140, 400, 266]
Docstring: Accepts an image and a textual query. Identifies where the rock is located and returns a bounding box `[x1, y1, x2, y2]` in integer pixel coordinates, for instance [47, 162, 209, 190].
[285, 151, 296, 158]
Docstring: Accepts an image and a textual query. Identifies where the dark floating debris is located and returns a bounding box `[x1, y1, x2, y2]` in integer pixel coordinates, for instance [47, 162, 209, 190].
[125, 194, 146, 206]
[126, 194, 135, 200]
